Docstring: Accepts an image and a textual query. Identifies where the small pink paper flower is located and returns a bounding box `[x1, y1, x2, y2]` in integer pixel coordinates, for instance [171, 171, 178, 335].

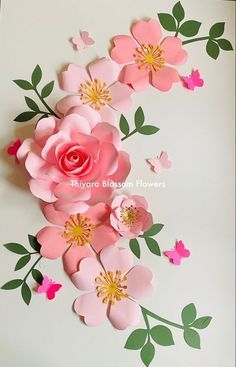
[110, 195, 153, 239]
[7, 139, 22, 163]
[110, 19, 188, 92]
[57, 58, 133, 124]
[72, 245, 153, 329]
[37, 203, 120, 275]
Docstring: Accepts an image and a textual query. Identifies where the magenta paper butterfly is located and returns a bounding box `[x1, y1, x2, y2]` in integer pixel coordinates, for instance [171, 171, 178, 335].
[164, 240, 190, 265]
[147, 151, 172, 174]
[37, 276, 62, 300]
[182, 69, 204, 91]
[7, 139, 21, 164]
[71, 31, 95, 51]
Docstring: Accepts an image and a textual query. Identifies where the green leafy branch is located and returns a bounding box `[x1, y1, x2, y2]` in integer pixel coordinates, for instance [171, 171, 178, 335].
[1, 235, 44, 305]
[125, 303, 212, 367]
[129, 223, 164, 259]
[13, 64, 59, 122]
[120, 107, 159, 141]
[158, 1, 233, 60]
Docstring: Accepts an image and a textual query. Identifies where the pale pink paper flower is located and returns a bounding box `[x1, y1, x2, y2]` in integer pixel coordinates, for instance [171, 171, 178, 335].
[110, 195, 153, 239]
[110, 19, 188, 92]
[57, 58, 133, 124]
[17, 110, 131, 212]
[37, 203, 120, 275]
[72, 246, 153, 329]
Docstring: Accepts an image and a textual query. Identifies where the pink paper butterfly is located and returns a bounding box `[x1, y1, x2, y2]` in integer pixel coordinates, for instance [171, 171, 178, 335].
[37, 276, 62, 300]
[147, 151, 172, 174]
[164, 240, 190, 265]
[7, 139, 22, 164]
[71, 31, 95, 52]
[182, 69, 204, 91]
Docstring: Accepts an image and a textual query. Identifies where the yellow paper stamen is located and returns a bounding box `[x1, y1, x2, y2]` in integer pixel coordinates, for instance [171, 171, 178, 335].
[62, 214, 95, 246]
[95, 270, 128, 305]
[120, 205, 139, 226]
[78, 79, 112, 110]
[134, 44, 165, 72]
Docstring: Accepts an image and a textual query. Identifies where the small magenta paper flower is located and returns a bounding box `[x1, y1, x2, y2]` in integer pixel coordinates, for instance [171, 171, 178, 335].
[110, 19, 188, 92]
[37, 203, 120, 275]
[110, 195, 153, 239]
[72, 246, 153, 329]
[57, 58, 133, 123]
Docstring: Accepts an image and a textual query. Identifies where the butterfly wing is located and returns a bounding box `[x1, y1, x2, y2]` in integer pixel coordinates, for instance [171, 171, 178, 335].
[164, 250, 181, 265]
[176, 240, 190, 258]
[81, 31, 95, 45]
[37, 276, 51, 294]
[147, 158, 162, 173]
[71, 37, 84, 51]
[192, 69, 204, 87]
[159, 152, 172, 169]
[182, 76, 195, 90]
[46, 283, 62, 300]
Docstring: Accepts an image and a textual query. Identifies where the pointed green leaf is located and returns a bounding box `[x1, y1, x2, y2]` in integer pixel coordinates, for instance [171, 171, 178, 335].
[28, 235, 41, 252]
[206, 40, 220, 60]
[4, 243, 29, 254]
[158, 13, 177, 32]
[182, 303, 197, 325]
[129, 238, 140, 259]
[179, 20, 201, 37]
[41, 81, 54, 98]
[135, 107, 145, 128]
[31, 65, 42, 87]
[172, 1, 185, 22]
[14, 111, 38, 122]
[145, 237, 161, 256]
[25, 96, 40, 112]
[1, 279, 23, 290]
[151, 325, 175, 346]
[217, 38, 233, 51]
[32, 269, 43, 284]
[15, 255, 31, 271]
[138, 125, 159, 135]
[21, 282, 31, 305]
[13, 79, 33, 90]
[140, 342, 155, 367]
[119, 114, 130, 136]
[125, 329, 148, 350]
[143, 224, 164, 237]
[209, 22, 225, 38]
[191, 316, 212, 329]
[184, 328, 201, 349]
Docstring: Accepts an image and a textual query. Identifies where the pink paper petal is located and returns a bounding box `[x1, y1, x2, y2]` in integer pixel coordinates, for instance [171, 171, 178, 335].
[85, 202, 110, 225]
[100, 246, 133, 274]
[88, 58, 120, 87]
[109, 82, 133, 112]
[29, 179, 57, 202]
[86, 186, 113, 206]
[91, 225, 120, 253]
[107, 151, 131, 183]
[110, 35, 137, 64]
[34, 116, 57, 146]
[59, 113, 91, 136]
[91, 122, 121, 149]
[25, 152, 49, 179]
[109, 298, 141, 330]
[63, 243, 94, 276]
[151, 66, 180, 92]
[98, 143, 119, 176]
[56, 96, 83, 115]
[61, 64, 89, 93]
[54, 199, 89, 214]
[41, 131, 70, 164]
[54, 182, 91, 201]
[72, 257, 102, 291]
[16, 138, 34, 160]
[126, 265, 153, 299]
[37, 226, 67, 259]
[98, 106, 117, 125]
[131, 19, 162, 46]
[120, 63, 150, 92]
[43, 203, 69, 226]
[74, 293, 107, 327]
[161, 37, 188, 66]
[68, 105, 101, 129]
[111, 194, 127, 209]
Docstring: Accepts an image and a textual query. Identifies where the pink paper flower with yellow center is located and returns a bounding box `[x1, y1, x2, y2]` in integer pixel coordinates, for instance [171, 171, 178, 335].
[110, 195, 153, 239]
[72, 245, 153, 329]
[37, 203, 120, 275]
[57, 58, 133, 124]
[110, 19, 188, 92]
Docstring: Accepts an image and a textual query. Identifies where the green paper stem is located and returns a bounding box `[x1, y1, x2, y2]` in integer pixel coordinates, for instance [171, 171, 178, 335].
[141, 307, 184, 330]
[141, 307, 151, 341]
[121, 129, 138, 141]
[182, 36, 209, 45]
[23, 255, 42, 283]
[34, 87, 59, 118]
[174, 22, 180, 37]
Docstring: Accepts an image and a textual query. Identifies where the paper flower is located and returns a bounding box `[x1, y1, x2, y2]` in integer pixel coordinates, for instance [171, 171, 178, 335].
[37, 203, 120, 275]
[7, 139, 22, 163]
[17, 111, 131, 213]
[72, 246, 153, 329]
[57, 58, 133, 124]
[110, 195, 153, 239]
[110, 19, 188, 92]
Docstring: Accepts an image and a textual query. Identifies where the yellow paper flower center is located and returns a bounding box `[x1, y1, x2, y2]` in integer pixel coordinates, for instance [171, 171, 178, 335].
[62, 214, 95, 246]
[78, 79, 112, 110]
[120, 205, 139, 226]
[134, 44, 165, 72]
[95, 270, 128, 305]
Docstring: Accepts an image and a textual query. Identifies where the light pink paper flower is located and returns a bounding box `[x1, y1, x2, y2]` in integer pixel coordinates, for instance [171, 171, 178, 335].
[17, 110, 131, 212]
[110, 195, 153, 239]
[72, 246, 153, 329]
[37, 203, 120, 275]
[57, 58, 133, 124]
[110, 19, 188, 92]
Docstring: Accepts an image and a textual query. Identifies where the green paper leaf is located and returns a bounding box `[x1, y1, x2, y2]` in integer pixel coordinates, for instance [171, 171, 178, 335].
[129, 239, 140, 259]
[172, 1, 185, 22]
[138, 125, 159, 135]
[15, 255, 31, 271]
[217, 38, 233, 51]
[145, 237, 161, 256]
[143, 223, 164, 237]
[31, 65, 42, 87]
[135, 107, 145, 128]
[21, 282, 32, 305]
[4, 243, 29, 255]
[32, 269, 43, 284]
[1, 279, 23, 290]
[151, 325, 175, 346]
[206, 40, 220, 60]
[119, 114, 130, 136]
[158, 13, 177, 32]
[25, 96, 40, 112]
[41, 81, 54, 98]
[209, 22, 225, 38]
[184, 328, 201, 349]
[28, 235, 41, 252]
[14, 111, 38, 122]
[179, 20, 201, 37]
[140, 342, 155, 367]
[13, 79, 33, 90]
[182, 303, 197, 325]
[191, 316, 212, 329]
[125, 329, 148, 350]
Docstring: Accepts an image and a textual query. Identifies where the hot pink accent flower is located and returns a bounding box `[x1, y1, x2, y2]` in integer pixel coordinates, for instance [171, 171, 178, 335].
[110, 195, 153, 239]
[7, 139, 22, 163]
[57, 58, 134, 124]
[17, 110, 131, 212]
[72, 245, 153, 329]
[110, 19, 188, 92]
[37, 203, 120, 275]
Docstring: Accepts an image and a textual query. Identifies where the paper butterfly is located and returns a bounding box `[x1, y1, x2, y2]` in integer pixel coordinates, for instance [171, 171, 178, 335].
[7, 139, 21, 164]
[147, 151, 172, 174]
[71, 31, 95, 51]
[37, 276, 62, 300]
[164, 240, 190, 265]
[182, 69, 204, 91]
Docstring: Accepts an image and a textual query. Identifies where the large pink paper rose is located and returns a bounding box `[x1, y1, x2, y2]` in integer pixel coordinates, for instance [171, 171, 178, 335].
[110, 19, 188, 92]
[17, 109, 131, 213]
[72, 246, 153, 329]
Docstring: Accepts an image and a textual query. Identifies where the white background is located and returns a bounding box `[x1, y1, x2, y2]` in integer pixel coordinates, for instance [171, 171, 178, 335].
[0, 1, 235, 366]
